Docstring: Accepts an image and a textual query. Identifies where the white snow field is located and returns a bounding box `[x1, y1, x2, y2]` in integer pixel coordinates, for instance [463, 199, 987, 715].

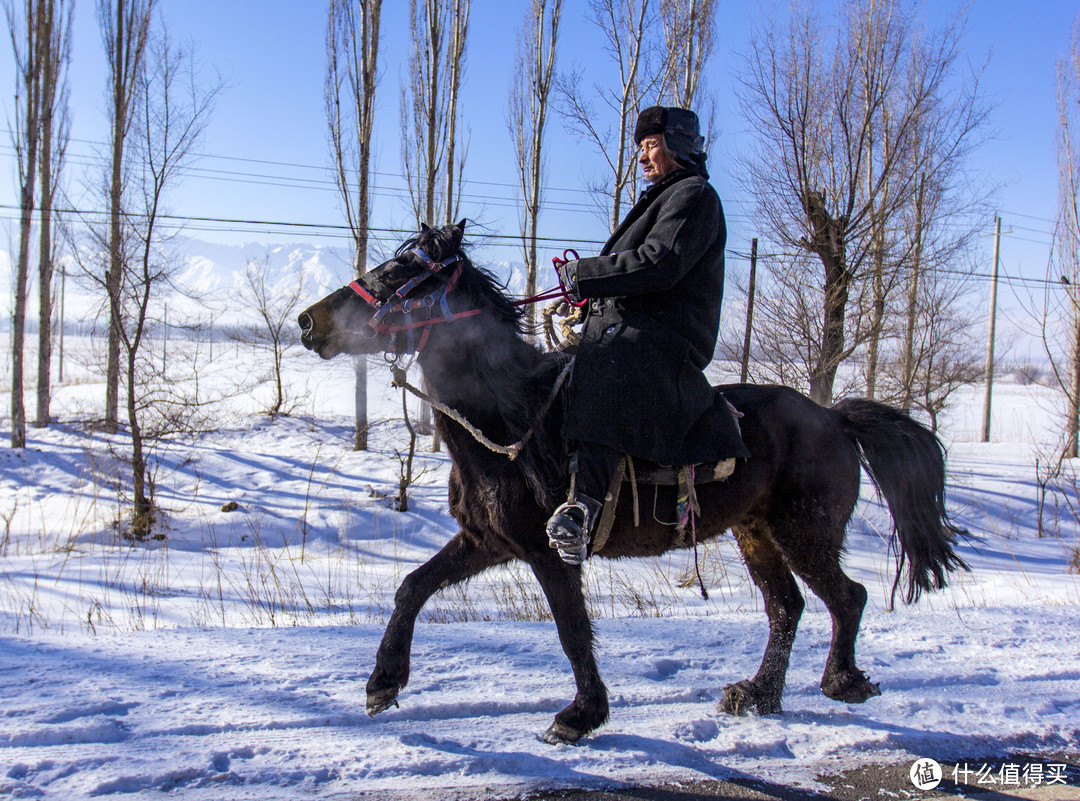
[1, 333, 1079, 800]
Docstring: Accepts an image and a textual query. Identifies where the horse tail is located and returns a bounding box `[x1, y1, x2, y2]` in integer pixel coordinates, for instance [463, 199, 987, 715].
[833, 398, 969, 606]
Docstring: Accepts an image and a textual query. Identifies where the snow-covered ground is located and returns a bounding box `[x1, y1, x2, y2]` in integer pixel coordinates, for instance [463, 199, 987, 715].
[1, 333, 1079, 800]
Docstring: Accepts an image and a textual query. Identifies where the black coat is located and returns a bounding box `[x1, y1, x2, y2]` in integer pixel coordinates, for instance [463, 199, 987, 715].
[564, 169, 749, 465]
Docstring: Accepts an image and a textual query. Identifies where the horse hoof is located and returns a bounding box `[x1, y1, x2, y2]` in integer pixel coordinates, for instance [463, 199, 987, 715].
[717, 680, 782, 717]
[366, 686, 401, 716]
[541, 721, 585, 745]
[821, 672, 882, 704]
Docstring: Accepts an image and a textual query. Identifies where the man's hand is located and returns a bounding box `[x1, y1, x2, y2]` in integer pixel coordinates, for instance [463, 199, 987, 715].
[557, 259, 582, 303]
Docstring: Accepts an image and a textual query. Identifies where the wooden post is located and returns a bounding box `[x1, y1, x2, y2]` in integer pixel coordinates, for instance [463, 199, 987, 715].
[981, 216, 1001, 443]
[740, 238, 758, 383]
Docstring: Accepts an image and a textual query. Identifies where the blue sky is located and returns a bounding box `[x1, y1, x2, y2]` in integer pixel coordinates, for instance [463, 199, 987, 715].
[2, 0, 1077, 321]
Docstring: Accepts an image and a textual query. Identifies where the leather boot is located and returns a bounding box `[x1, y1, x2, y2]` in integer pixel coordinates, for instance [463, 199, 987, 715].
[545, 493, 603, 565]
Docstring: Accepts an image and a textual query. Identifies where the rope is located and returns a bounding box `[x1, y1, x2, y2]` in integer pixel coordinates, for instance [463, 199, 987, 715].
[542, 299, 585, 351]
[391, 358, 574, 461]
[689, 502, 709, 600]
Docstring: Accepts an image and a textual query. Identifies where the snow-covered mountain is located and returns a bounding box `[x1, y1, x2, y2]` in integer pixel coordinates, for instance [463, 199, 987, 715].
[2, 234, 530, 331]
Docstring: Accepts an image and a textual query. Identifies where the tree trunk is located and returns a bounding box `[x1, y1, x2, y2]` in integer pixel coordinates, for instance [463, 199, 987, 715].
[610, 0, 650, 231]
[810, 257, 850, 406]
[105, 2, 127, 434]
[102, 0, 154, 434]
[10, 0, 43, 450]
[326, 0, 380, 451]
[511, 0, 560, 339]
[804, 189, 849, 406]
[1067, 311, 1080, 459]
[865, 250, 885, 399]
[127, 197, 158, 539]
[443, 0, 467, 227]
[423, 0, 441, 228]
[354, 356, 369, 450]
[900, 199, 925, 412]
[432, 0, 468, 452]
[11, 177, 36, 449]
[127, 338, 152, 536]
[35, 1, 57, 428]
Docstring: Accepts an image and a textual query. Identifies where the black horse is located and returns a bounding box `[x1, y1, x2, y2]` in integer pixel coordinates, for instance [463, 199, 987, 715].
[298, 220, 967, 745]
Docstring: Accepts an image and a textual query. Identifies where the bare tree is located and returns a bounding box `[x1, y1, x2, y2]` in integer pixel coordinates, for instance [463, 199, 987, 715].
[98, 0, 155, 434]
[870, 25, 990, 401]
[508, 0, 562, 336]
[723, 249, 872, 401]
[5, 0, 44, 448]
[558, 0, 662, 231]
[113, 26, 219, 538]
[400, 0, 469, 443]
[892, 123, 988, 411]
[736, 1, 982, 404]
[326, 0, 381, 450]
[1050, 17, 1080, 459]
[855, 234, 985, 432]
[860, 66, 898, 401]
[34, 0, 72, 429]
[895, 277, 984, 433]
[231, 255, 305, 418]
[443, 0, 469, 226]
[658, 0, 715, 108]
[401, 0, 469, 230]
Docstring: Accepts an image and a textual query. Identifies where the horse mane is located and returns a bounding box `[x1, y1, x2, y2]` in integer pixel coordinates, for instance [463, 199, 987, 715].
[397, 227, 532, 338]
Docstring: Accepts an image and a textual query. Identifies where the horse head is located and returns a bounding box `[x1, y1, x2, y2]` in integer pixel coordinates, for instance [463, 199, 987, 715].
[298, 219, 473, 360]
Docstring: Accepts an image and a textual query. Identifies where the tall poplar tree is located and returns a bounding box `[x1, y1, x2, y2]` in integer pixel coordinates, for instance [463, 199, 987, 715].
[509, 0, 562, 336]
[326, 0, 382, 451]
[99, 0, 154, 434]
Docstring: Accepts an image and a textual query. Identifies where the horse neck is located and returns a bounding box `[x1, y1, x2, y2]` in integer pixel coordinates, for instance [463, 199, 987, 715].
[416, 313, 549, 444]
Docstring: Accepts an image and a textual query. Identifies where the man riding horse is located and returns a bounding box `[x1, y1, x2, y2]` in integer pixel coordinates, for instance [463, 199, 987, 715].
[546, 105, 749, 564]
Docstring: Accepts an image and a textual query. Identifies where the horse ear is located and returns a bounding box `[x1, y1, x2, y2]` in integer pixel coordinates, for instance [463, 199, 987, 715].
[448, 218, 467, 249]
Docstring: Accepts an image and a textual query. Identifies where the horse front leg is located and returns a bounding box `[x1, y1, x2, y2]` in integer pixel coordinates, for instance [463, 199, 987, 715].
[367, 530, 508, 715]
[528, 552, 609, 744]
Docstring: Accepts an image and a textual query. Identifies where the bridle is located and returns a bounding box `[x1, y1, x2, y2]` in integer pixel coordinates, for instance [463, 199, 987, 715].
[344, 244, 583, 359]
[340, 240, 577, 461]
[346, 246, 482, 356]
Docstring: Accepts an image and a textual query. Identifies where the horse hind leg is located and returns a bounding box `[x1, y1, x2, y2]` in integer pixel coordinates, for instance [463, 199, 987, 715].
[719, 522, 804, 717]
[777, 520, 881, 705]
[367, 530, 509, 716]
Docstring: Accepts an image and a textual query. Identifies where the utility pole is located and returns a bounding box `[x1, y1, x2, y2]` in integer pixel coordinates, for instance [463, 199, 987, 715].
[740, 238, 758, 383]
[981, 216, 1002, 443]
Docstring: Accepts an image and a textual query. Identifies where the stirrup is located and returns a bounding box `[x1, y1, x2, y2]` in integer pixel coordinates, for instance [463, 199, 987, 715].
[546, 495, 602, 566]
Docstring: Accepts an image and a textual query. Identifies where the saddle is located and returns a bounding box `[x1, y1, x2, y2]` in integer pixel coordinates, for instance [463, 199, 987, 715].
[589, 454, 736, 557]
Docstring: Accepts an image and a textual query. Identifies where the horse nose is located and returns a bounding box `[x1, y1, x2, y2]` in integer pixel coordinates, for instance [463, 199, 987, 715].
[298, 311, 315, 345]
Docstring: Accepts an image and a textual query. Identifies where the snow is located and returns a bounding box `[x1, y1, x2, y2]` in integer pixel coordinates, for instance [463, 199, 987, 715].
[1, 333, 1079, 800]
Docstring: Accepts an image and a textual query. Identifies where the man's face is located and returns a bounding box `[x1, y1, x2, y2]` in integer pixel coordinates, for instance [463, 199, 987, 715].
[638, 135, 679, 183]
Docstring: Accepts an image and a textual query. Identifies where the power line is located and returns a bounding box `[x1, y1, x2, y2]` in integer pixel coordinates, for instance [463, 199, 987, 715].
[0, 131, 758, 210]
[0, 203, 614, 248]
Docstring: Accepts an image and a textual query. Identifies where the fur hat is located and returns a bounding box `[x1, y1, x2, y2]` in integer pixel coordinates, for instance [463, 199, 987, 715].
[634, 106, 708, 175]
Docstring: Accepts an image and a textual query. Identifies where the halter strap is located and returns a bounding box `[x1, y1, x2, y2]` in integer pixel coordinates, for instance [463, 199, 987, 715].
[346, 252, 482, 356]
